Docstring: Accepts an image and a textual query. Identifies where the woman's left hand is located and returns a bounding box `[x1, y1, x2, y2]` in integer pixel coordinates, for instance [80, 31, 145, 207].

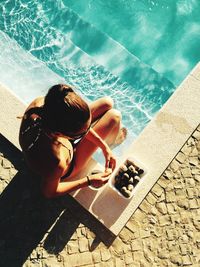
[102, 146, 116, 171]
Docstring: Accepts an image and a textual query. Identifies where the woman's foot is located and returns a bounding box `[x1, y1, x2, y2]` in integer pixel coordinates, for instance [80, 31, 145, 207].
[109, 127, 128, 149]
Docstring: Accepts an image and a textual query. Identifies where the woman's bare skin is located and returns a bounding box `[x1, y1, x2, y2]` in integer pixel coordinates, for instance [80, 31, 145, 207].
[19, 96, 127, 198]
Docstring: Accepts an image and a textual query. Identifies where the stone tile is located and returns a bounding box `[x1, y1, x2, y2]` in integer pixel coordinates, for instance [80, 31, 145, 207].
[126, 220, 140, 234]
[150, 227, 163, 238]
[95, 260, 114, 267]
[1, 158, 12, 169]
[145, 192, 158, 205]
[133, 208, 147, 223]
[166, 203, 177, 214]
[166, 229, 176, 241]
[131, 239, 143, 251]
[170, 214, 181, 224]
[186, 188, 197, 199]
[159, 215, 172, 226]
[67, 241, 79, 254]
[181, 145, 192, 156]
[139, 199, 152, 214]
[152, 184, 164, 197]
[182, 255, 193, 266]
[165, 191, 176, 203]
[189, 157, 199, 166]
[176, 152, 187, 163]
[179, 244, 188, 256]
[170, 159, 181, 172]
[100, 248, 111, 262]
[92, 250, 101, 264]
[124, 252, 134, 265]
[189, 199, 199, 209]
[133, 251, 144, 262]
[67, 252, 93, 267]
[43, 258, 62, 267]
[114, 257, 126, 267]
[119, 227, 133, 244]
[140, 229, 151, 239]
[192, 130, 200, 140]
[156, 202, 168, 215]
[170, 253, 182, 265]
[180, 211, 191, 224]
[78, 238, 89, 253]
[185, 178, 196, 187]
[148, 215, 158, 225]
[111, 238, 127, 256]
[0, 168, 10, 180]
[190, 147, 199, 156]
[157, 248, 170, 260]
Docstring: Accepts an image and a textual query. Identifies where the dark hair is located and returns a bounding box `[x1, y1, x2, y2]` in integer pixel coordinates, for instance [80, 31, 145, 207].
[42, 84, 90, 135]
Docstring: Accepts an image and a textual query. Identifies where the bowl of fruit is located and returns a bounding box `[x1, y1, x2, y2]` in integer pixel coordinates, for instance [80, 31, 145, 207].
[109, 156, 147, 199]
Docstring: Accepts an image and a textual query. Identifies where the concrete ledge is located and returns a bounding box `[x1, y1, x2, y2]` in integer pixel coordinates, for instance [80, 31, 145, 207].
[0, 83, 25, 150]
[0, 62, 200, 238]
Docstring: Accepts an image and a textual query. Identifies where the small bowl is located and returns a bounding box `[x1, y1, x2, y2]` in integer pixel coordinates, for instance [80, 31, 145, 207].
[108, 156, 147, 200]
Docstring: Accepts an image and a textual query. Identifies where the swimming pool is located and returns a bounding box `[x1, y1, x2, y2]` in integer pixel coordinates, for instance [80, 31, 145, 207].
[64, 0, 200, 86]
[0, 0, 199, 158]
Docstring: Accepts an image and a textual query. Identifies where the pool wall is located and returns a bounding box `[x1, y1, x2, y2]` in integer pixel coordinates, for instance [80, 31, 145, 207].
[0, 62, 200, 238]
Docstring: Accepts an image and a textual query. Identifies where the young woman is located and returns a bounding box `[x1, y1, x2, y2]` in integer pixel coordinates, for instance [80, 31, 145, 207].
[19, 84, 127, 198]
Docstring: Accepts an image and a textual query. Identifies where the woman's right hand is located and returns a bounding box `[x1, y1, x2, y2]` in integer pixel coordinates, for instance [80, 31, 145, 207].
[89, 168, 112, 188]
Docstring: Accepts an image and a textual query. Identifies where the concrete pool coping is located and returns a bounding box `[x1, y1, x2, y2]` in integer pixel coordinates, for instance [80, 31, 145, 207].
[0, 62, 200, 239]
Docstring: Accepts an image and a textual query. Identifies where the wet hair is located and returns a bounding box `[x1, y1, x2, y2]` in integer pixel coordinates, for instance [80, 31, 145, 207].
[42, 84, 90, 135]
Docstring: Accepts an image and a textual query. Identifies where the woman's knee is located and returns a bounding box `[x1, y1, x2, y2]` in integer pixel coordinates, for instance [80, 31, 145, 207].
[107, 108, 121, 125]
[101, 96, 114, 111]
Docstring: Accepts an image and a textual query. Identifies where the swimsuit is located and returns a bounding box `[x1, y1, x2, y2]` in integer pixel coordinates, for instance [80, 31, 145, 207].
[20, 109, 82, 179]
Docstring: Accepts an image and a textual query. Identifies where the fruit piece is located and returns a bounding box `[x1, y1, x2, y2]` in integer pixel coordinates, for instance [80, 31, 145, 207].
[115, 175, 120, 182]
[115, 182, 121, 190]
[129, 177, 134, 184]
[134, 176, 140, 181]
[122, 172, 129, 181]
[120, 187, 131, 198]
[128, 165, 136, 173]
[138, 168, 144, 175]
[121, 186, 127, 193]
[119, 164, 128, 173]
[124, 190, 131, 198]
[132, 170, 139, 176]
[127, 184, 134, 192]
[126, 159, 133, 167]
[132, 176, 140, 186]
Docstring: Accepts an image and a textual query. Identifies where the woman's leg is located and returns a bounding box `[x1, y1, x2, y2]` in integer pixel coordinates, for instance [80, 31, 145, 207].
[64, 97, 125, 180]
[89, 96, 114, 123]
[65, 109, 122, 180]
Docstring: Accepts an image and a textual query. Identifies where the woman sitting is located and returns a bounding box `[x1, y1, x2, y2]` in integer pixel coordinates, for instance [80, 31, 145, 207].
[19, 84, 127, 198]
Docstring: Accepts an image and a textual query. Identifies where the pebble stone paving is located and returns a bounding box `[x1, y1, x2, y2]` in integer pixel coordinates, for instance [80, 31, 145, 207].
[0, 125, 200, 267]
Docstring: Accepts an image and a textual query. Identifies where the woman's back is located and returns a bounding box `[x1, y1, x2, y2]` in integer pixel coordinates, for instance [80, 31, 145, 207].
[19, 97, 73, 177]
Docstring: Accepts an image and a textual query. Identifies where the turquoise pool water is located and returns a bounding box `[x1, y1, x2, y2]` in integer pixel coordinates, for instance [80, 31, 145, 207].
[65, 0, 200, 86]
[0, 1, 199, 158]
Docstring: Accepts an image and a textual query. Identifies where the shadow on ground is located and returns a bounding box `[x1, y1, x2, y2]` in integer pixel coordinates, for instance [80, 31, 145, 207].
[0, 135, 115, 267]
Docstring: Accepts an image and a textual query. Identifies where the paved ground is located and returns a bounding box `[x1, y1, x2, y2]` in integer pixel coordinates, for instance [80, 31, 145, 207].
[0, 125, 200, 267]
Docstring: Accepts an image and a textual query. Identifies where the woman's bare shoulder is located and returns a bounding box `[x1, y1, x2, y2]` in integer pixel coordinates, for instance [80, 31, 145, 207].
[25, 97, 44, 111]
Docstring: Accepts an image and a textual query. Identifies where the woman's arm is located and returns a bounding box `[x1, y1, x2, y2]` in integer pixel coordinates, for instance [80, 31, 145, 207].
[85, 128, 116, 170]
[85, 128, 108, 150]
[41, 161, 112, 198]
[41, 162, 89, 198]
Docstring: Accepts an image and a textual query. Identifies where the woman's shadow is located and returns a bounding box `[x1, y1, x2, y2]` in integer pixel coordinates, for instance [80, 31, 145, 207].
[0, 135, 115, 267]
[0, 135, 81, 267]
